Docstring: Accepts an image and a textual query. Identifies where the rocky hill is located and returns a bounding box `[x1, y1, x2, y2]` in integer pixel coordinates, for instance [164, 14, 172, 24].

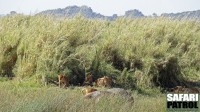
[125, 9, 144, 17]
[161, 10, 200, 20]
[39, 5, 144, 20]
[40, 6, 105, 18]
[39, 5, 200, 20]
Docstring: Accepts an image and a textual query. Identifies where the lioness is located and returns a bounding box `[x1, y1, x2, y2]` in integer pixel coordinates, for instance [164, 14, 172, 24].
[58, 74, 69, 88]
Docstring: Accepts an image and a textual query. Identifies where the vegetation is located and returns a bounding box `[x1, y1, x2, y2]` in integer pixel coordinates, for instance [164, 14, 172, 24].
[1, 14, 200, 88]
[0, 14, 200, 111]
[0, 81, 166, 112]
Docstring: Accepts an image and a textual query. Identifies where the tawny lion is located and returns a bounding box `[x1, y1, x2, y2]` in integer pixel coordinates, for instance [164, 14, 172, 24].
[82, 87, 97, 95]
[58, 74, 69, 88]
[96, 76, 112, 87]
[83, 74, 93, 86]
[168, 86, 200, 93]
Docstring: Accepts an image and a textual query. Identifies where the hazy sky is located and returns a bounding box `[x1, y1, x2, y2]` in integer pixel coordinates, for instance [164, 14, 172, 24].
[0, 0, 200, 16]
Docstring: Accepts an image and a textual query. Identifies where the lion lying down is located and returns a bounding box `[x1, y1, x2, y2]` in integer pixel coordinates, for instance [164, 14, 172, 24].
[83, 88, 134, 105]
[82, 87, 97, 95]
[168, 86, 200, 93]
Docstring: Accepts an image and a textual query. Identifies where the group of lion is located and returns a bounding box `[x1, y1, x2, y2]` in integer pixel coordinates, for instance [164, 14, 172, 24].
[58, 73, 200, 94]
[57, 74, 113, 88]
[57, 73, 134, 104]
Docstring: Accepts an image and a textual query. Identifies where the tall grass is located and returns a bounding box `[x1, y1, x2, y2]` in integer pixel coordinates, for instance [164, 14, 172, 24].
[0, 14, 200, 88]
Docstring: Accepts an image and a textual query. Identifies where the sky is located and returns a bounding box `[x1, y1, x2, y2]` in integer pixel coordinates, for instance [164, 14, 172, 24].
[0, 0, 200, 16]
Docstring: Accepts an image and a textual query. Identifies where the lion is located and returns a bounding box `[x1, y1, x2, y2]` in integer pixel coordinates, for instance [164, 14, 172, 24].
[83, 74, 93, 86]
[96, 76, 112, 87]
[168, 86, 185, 93]
[168, 86, 200, 93]
[58, 74, 69, 88]
[82, 87, 97, 95]
[83, 88, 134, 106]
